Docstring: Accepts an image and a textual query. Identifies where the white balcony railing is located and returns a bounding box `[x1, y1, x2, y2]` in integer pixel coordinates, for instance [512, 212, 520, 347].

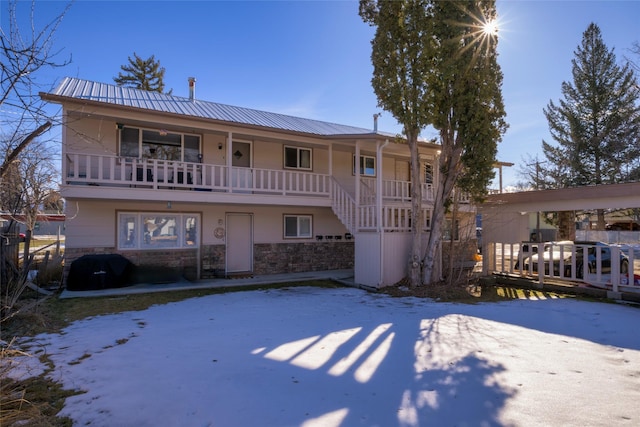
[64, 153, 331, 196]
[65, 152, 443, 233]
[360, 178, 436, 204]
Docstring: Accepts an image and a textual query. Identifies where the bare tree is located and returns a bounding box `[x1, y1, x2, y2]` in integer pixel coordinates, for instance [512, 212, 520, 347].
[1, 0, 71, 307]
[1, 0, 71, 177]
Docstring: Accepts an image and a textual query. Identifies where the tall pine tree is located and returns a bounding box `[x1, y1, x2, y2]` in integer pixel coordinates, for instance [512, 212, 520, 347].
[542, 23, 640, 188]
[541, 23, 640, 229]
[114, 52, 169, 93]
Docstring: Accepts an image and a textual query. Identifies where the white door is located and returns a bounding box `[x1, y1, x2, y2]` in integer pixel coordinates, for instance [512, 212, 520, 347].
[226, 213, 253, 273]
[231, 141, 252, 191]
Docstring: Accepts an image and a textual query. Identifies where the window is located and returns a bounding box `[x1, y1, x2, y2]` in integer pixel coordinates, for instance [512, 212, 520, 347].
[284, 146, 312, 170]
[443, 218, 459, 241]
[283, 214, 312, 238]
[424, 163, 434, 184]
[120, 127, 140, 158]
[118, 212, 199, 250]
[119, 126, 201, 162]
[353, 154, 376, 176]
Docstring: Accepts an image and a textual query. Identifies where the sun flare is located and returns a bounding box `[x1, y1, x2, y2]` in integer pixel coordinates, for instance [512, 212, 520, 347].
[482, 20, 499, 36]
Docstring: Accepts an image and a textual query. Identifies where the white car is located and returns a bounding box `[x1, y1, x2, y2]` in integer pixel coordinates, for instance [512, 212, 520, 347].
[522, 241, 629, 278]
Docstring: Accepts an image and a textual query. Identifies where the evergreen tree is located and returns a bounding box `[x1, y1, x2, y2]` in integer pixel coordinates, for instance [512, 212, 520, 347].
[360, 0, 506, 285]
[114, 52, 169, 93]
[542, 23, 640, 188]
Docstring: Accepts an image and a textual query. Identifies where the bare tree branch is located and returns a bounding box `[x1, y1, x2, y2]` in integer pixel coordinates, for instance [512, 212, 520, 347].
[0, 120, 51, 179]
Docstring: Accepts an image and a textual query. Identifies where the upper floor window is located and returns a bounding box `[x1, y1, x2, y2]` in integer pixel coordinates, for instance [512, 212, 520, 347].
[284, 146, 312, 170]
[424, 163, 434, 184]
[283, 214, 312, 239]
[119, 126, 201, 163]
[353, 154, 376, 177]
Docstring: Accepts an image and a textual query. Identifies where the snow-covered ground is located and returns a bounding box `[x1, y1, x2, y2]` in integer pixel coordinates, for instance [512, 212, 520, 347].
[10, 287, 640, 426]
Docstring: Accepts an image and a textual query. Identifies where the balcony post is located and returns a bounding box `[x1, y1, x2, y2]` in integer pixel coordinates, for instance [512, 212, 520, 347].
[376, 139, 389, 231]
[227, 131, 232, 192]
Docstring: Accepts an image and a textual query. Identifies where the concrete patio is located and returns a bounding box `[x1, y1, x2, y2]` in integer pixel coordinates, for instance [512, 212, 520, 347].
[59, 269, 356, 299]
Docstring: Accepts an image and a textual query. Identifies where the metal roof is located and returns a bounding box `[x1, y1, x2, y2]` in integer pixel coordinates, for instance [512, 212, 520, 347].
[46, 77, 388, 137]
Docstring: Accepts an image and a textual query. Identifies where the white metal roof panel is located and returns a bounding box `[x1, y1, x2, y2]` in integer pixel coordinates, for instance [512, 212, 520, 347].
[48, 77, 384, 137]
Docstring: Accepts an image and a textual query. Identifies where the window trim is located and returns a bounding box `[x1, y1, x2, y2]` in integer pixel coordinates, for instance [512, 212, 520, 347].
[283, 145, 313, 170]
[118, 125, 202, 162]
[353, 154, 376, 177]
[283, 214, 313, 239]
[117, 211, 200, 250]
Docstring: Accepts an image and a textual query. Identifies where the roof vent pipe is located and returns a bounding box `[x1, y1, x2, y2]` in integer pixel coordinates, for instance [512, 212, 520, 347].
[188, 77, 196, 101]
[373, 113, 381, 132]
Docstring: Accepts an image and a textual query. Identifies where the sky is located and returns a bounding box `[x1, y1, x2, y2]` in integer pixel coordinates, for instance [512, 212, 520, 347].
[9, 286, 640, 426]
[3, 0, 640, 188]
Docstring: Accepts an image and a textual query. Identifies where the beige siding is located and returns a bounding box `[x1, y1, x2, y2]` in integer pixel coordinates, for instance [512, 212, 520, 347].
[66, 116, 118, 155]
[64, 199, 119, 247]
[202, 133, 226, 166]
[65, 200, 348, 250]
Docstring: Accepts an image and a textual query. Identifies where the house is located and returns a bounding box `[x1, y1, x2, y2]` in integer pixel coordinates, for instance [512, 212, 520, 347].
[41, 77, 477, 288]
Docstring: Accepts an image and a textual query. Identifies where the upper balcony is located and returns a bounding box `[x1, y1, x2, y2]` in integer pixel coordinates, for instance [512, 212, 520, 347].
[63, 152, 332, 205]
[62, 152, 469, 207]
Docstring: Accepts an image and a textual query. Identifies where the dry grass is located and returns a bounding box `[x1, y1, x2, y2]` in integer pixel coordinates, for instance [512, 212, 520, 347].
[1, 340, 75, 427]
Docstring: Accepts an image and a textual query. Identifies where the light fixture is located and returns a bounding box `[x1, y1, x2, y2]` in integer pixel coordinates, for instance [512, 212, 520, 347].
[218, 143, 223, 150]
[116, 123, 124, 130]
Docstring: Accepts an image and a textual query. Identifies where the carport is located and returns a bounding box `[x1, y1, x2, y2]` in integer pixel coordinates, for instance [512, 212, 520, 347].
[480, 181, 640, 299]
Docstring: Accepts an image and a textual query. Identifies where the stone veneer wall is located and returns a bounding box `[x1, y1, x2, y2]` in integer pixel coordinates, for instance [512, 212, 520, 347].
[201, 241, 354, 278]
[201, 244, 226, 279]
[253, 242, 354, 274]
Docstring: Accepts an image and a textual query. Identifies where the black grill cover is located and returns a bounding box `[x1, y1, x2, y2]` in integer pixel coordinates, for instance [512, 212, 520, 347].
[67, 254, 133, 291]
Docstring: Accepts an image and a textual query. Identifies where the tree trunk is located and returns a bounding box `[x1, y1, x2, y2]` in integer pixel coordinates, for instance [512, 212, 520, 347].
[557, 211, 576, 240]
[407, 130, 423, 287]
[596, 209, 606, 230]
[423, 136, 462, 285]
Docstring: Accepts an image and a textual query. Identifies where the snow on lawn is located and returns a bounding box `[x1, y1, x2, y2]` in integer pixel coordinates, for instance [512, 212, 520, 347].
[15, 287, 640, 426]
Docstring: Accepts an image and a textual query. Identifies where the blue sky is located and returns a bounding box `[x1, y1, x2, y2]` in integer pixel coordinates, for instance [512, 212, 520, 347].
[5, 0, 640, 188]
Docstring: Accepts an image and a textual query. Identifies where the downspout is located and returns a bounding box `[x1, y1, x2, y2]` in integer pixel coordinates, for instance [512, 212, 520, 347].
[328, 143, 333, 200]
[355, 141, 361, 225]
[377, 139, 389, 286]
